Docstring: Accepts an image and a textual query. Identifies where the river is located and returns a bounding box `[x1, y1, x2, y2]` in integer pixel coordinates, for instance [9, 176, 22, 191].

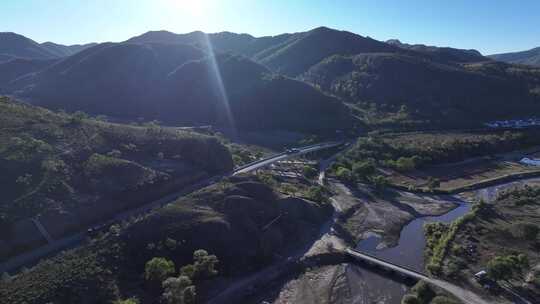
[347, 197, 472, 303]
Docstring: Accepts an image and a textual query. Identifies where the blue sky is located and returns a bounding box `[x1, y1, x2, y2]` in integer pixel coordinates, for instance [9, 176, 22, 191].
[2, 0, 539, 55]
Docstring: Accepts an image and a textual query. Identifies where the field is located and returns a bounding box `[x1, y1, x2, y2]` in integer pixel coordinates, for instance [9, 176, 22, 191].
[386, 155, 540, 192]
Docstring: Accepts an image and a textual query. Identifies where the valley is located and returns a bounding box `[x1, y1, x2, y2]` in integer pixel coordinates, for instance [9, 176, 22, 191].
[2, 21, 540, 304]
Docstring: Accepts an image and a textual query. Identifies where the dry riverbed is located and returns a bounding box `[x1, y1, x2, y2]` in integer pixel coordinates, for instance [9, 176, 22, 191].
[245, 179, 461, 304]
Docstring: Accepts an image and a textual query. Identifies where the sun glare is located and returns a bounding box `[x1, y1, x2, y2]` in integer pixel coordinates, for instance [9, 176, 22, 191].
[167, 0, 210, 17]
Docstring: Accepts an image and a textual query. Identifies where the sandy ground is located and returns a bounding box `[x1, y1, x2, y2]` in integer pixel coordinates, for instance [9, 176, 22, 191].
[329, 180, 457, 247]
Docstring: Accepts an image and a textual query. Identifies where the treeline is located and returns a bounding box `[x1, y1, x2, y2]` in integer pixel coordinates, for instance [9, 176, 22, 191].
[333, 130, 540, 175]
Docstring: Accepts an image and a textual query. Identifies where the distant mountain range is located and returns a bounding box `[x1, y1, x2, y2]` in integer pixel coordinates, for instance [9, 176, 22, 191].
[489, 47, 540, 67]
[1, 27, 540, 131]
[0, 32, 96, 62]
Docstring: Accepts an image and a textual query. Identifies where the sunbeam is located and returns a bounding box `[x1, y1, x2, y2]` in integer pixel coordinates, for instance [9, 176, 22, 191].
[198, 33, 238, 138]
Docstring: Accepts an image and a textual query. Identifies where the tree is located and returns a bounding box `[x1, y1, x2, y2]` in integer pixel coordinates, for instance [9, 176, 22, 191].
[487, 254, 529, 282]
[303, 165, 318, 179]
[335, 167, 353, 183]
[352, 160, 375, 179]
[192, 249, 219, 280]
[371, 175, 388, 192]
[145, 257, 175, 283]
[162, 275, 196, 304]
[411, 281, 435, 303]
[306, 186, 327, 203]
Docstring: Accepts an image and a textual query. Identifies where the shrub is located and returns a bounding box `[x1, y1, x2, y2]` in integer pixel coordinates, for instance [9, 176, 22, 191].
[401, 294, 420, 304]
[162, 276, 196, 304]
[303, 165, 318, 179]
[335, 167, 353, 183]
[145, 257, 176, 283]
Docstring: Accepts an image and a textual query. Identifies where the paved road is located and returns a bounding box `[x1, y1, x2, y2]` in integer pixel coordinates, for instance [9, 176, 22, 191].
[345, 248, 490, 304]
[233, 142, 343, 175]
[0, 141, 343, 274]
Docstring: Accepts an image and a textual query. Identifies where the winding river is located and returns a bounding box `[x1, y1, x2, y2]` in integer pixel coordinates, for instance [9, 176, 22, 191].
[343, 177, 540, 303]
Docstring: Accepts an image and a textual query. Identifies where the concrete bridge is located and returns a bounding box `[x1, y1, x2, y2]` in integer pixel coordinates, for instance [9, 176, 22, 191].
[344, 248, 490, 304]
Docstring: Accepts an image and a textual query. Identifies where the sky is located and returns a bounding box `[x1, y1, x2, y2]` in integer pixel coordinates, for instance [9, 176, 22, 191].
[2, 0, 539, 55]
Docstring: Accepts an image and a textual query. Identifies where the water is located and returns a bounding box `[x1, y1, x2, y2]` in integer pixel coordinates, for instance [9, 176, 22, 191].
[356, 200, 471, 272]
[348, 198, 471, 304]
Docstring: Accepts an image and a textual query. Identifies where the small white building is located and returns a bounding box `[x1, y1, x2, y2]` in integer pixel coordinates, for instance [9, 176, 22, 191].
[520, 157, 540, 166]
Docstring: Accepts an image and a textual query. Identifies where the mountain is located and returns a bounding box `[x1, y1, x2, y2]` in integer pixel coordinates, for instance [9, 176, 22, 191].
[4, 27, 540, 131]
[9, 42, 352, 132]
[0, 32, 96, 61]
[386, 39, 487, 63]
[302, 53, 540, 126]
[489, 47, 540, 67]
[0, 32, 59, 60]
[40, 41, 98, 57]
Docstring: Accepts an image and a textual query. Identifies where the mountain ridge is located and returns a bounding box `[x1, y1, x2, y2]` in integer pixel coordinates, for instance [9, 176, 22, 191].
[489, 47, 540, 67]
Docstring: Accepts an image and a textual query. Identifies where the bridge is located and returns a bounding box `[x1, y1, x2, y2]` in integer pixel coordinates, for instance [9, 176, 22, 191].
[344, 248, 490, 304]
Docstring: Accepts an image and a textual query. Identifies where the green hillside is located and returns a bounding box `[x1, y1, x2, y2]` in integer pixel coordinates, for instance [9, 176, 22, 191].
[0, 97, 233, 259]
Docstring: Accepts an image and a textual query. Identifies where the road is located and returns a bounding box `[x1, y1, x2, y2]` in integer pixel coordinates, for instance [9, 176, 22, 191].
[233, 142, 343, 175]
[345, 248, 491, 304]
[0, 141, 344, 274]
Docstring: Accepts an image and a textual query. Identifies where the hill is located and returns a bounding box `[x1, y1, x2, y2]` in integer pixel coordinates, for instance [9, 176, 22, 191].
[8, 43, 352, 132]
[386, 39, 487, 63]
[0, 32, 59, 60]
[489, 47, 540, 67]
[302, 53, 540, 127]
[0, 175, 331, 304]
[0, 97, 233, 260]
[40, 41, 98, 57]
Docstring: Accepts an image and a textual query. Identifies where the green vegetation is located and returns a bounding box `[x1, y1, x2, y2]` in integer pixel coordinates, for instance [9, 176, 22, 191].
[402, 281, 459, 304]
[436, 185, 540, 298]
[424, 201, 486, 275]
[330, 130, 540, 192]
[145, 257, 176, 283]
[0, 97, 233, 259]
[162, 276, 196, 304]
[486, 253, 529, 282]
[0, 176, 330, 304]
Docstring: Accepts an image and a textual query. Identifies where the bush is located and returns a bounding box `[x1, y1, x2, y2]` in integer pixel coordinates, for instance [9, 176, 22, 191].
[401, 294, 420, 304]
[336, 167, 354, 183]
[411, 281, 435, 303]
[145, 257, 176, 283]
[303, 165, 318, 179]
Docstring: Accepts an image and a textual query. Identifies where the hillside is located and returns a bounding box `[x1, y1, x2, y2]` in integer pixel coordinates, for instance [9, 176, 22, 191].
[302, 53, 540, 127]
[0, 175, 331, 304]
[8, 43, 352, 132]
[0, 97, 233, 260]
[489, 47, 540, 67]
[386, 39, 487, 63]
[40, 41, 98, 57]
[0, 32, 59, 60]
[255, 27, 401, 76]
